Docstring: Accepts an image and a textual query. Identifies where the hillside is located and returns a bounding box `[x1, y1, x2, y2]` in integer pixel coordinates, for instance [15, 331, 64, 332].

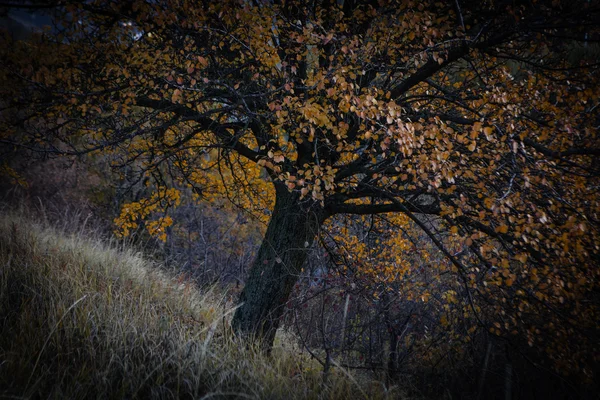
[0, 210, 401, 399]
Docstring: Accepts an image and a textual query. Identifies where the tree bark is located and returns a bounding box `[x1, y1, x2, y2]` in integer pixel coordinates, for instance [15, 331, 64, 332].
[383, 293, 399, 385]
[232, 182, 328, 346]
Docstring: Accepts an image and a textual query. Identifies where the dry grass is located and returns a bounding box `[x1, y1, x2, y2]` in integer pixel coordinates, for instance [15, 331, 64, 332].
[0, 209, 402, 399]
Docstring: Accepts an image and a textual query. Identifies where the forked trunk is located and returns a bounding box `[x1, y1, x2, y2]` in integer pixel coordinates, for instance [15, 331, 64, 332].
[232, 183, 327, 346]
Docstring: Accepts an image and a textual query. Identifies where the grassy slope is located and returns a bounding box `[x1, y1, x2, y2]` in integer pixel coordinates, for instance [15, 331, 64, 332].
[0, 211, 402, 399]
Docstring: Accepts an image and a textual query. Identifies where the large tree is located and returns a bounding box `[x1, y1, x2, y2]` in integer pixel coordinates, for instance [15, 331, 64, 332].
[1, 0, 599, 366]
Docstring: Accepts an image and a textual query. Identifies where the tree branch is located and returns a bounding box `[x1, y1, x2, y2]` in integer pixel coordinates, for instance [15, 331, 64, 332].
[135, 96, 261, 162]
[327, 199, 440, 216]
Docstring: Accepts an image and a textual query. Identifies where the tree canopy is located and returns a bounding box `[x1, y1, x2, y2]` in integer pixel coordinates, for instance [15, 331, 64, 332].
[1, 0, 599, 378]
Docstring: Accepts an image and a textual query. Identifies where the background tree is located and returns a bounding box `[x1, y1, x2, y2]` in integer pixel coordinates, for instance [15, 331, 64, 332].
[1, 0, 599, 380]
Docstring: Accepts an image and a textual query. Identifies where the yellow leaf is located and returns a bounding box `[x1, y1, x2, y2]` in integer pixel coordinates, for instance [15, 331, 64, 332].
[440, 314, 448, 327]
[496, 225, 508, 234]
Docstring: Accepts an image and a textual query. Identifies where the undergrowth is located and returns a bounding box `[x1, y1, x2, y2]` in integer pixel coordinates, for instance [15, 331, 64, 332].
[0, 209, 402, 399]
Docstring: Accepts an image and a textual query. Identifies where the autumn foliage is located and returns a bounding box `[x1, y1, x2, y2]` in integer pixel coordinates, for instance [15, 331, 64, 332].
[1, 0, 599, 394]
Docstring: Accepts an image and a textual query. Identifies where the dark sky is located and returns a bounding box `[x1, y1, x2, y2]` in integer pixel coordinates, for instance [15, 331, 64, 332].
[1, 7, 53, 39]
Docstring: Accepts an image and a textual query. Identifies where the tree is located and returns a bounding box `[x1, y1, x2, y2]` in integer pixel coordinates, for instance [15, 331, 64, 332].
[1, 0, 599, 369]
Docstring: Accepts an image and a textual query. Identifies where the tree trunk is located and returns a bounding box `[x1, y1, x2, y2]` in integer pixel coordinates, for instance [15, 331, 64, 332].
[232, 182, 328, 346]
[383, 293, 399, 385]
